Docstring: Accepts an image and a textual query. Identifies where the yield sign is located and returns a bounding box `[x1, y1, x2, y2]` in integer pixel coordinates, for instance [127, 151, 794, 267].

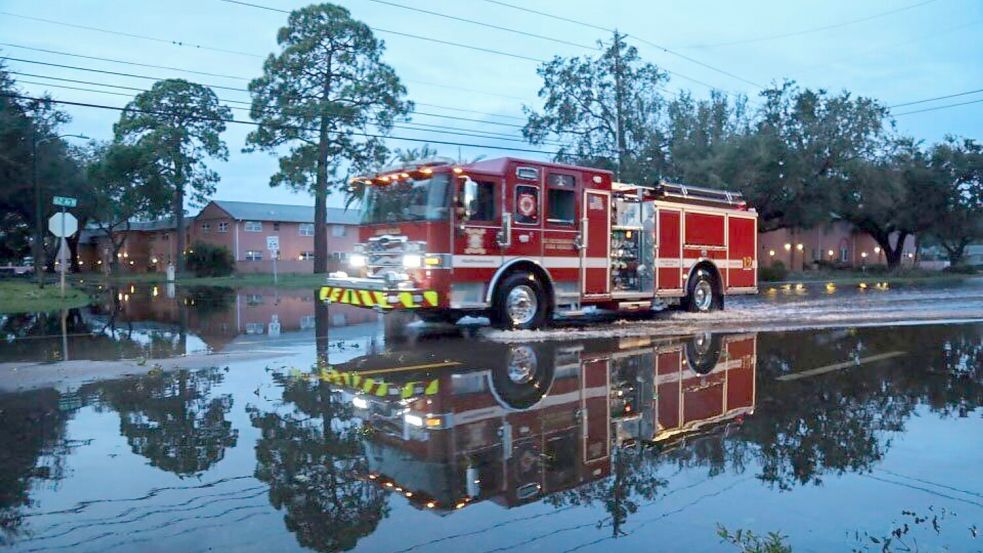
[48, 212, 78, 237]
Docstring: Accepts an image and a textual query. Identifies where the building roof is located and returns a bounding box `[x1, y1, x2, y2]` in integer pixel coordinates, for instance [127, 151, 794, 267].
[207, 200, 360, 225]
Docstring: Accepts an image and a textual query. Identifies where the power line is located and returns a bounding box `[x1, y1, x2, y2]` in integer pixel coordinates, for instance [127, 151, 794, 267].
[0, 42, 250, 81]
[2, 61, 528, 128]
[692, 0, 939, 48]
[892, 97, 983, 117]
[362, 0, 598, 50]
[1, 92, 564, 155]
[480, 0, 761, 92]
[17, 78, 555, 145]
[0, 10, 534, 103]
[482, 0, 610, 33]
[0, 10, 262, 58]
[219, 0, 547, 63]
[888, 87, 983, 109]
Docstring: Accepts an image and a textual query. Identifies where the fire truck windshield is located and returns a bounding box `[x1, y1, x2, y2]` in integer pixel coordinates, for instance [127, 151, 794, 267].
[361, 174, 451, 224]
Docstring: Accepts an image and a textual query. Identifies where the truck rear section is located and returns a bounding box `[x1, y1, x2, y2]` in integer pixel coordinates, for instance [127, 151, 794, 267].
[321, 157, 757, 329]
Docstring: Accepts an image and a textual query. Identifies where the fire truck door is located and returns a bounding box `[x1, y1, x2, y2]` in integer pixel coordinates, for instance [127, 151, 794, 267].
[656, 208, 683, 292]
[581, 190, 610, 296]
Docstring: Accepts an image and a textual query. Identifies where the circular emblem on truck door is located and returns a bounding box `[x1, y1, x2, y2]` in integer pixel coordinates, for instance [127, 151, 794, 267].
[518, 193, 536, 218]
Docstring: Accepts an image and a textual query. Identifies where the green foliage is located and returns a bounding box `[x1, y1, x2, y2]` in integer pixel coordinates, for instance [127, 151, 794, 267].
[185, 242, 234, 277]
[927, 138, 983, 265]
[245, 3, 412, 273]
[717, 525, 793, 553]
[523, 34, 669, 183]
[759, 260, 788, 282]
[114, 78, 232, 272]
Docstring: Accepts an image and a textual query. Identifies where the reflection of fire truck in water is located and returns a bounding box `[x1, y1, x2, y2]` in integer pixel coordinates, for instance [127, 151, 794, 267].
[320, 157, 757, 329]
[326, 333, 756, 512]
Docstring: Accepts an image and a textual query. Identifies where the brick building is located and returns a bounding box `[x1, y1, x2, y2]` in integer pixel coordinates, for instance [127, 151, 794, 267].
[759, 220, 917, 271]
[79, 200, 360, 273]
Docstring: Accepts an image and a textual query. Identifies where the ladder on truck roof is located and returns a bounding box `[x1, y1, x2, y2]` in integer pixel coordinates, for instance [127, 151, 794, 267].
[613, 181, 746, 209]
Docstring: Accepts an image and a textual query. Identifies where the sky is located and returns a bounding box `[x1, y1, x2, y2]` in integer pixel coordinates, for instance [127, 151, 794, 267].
[1, 0, 981, 210]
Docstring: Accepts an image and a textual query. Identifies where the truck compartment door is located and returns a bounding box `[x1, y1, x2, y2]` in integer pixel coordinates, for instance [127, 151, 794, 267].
[581, 190, 610, 296]
[656, 208, 683, 292]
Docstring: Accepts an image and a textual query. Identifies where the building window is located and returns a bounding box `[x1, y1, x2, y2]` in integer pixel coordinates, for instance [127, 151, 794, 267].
[245, 250, 263, 261]
[246, 294, 264, 305]
[547, 188, 575, 225]
[331, 224, 346, 237]
[840, 246, 849, 263]
[162, 233, 169, 241]
[299, 315, 316, 330]
[245, 323, 264, 335]
[218, 221, 229, 233]
[299, 251, 315, 261]
[244, 221, 262, 232]
[298, 223, 314, 236]
[201, 222, 211, 233]
[273, 222, 280, 231]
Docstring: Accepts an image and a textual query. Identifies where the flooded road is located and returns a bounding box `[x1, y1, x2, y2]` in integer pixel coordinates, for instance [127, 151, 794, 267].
[0, 282, 980, 553]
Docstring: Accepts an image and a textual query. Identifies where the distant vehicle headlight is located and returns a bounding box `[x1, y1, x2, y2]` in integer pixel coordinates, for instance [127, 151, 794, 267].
[349, 253, 367, 268]
[403, 254, 422, 269]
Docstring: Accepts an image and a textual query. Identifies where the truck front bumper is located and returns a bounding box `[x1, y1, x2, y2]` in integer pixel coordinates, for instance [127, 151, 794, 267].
[320, 275, 439, 310]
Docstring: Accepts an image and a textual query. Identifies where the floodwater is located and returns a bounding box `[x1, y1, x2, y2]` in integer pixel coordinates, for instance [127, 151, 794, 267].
[0, 302, 980, 551]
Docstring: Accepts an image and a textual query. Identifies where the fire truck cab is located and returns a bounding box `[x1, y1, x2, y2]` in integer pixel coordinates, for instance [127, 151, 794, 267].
[321, 157, 758, 329]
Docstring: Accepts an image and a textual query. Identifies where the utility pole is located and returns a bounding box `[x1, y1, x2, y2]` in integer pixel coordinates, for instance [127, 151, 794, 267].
[612, 30, 627, 182]
[31, 129, 45, 288]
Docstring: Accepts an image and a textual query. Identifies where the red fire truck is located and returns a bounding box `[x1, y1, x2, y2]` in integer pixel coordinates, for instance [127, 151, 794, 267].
[326, 332, 757, 512]
[320, 157, 758, 329]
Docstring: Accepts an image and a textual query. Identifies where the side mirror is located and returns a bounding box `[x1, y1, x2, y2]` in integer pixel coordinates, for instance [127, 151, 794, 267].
[461, 177, 478, 221]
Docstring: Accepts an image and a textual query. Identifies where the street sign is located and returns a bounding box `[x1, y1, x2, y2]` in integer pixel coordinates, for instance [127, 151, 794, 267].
[48, 212, 78, 237]
[53, 196, 78, 208]
[266, 236, 279, 252]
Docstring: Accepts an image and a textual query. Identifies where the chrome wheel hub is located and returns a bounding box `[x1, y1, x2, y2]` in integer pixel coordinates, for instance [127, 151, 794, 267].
[506, 285, 538, 326]
[507, 345, 538, 384]
[694, 279, 713, 311]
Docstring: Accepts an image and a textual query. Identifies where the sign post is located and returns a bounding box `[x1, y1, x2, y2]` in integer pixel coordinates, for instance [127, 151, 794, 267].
[267, 236, 280, 286]
[48, 198, 78, 299]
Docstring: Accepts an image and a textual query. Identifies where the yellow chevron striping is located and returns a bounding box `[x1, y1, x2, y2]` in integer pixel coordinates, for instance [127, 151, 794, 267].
[425, 379, 439, 395]
[398, 292, 417, 308]
[375, 382, 388, 397]
[360, 290, 375, 306]
[423, 290, 438, 306]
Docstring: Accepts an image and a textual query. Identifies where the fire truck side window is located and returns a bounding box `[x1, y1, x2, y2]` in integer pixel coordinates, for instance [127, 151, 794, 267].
[468, 180, 497, 221]
[547, 189, 576, 225]
[514, 185, 540, 225]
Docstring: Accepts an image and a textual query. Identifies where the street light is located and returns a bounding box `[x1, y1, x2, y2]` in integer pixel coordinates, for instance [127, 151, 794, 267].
[32, 132, 89, 288]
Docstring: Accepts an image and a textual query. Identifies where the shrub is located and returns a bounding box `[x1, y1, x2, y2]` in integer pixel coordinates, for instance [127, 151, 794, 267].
[943, 264, 978, 274]
[186, 242, 234, 277]
[758, 260, 788, 282]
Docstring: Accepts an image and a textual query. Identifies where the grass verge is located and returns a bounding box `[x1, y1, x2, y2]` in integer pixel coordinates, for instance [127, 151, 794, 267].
[0, 281, 93, 313]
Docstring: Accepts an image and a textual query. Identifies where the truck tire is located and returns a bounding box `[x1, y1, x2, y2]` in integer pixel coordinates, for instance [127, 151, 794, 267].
[685, 332, 722, 375]
[493, 272, 550, 330]
[684, 268, 719, 313]
[489, 344, 553, 410]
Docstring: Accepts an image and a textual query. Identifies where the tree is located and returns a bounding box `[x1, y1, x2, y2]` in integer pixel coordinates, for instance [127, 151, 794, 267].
[523, 32, 669, 184]
[732, 81, 888, 233]
[245, 3, 412, 274]
[114, 79, 231, 274]
[96, 368, 238, 477]
[928, 137, 983, 266]
[249, 368, 387, 551]
[86, 142, 170, 273]
[839, 138, 943, 268]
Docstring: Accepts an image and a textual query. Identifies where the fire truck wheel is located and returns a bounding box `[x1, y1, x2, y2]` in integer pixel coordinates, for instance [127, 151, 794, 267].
[489, 344, 553, 410]
[685, 332, 723, 375]
[493, 272, 550, 330]
[685, 268, 719, 313]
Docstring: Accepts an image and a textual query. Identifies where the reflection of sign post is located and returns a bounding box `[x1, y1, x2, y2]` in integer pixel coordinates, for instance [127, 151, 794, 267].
[48, 209, 78, 298]
[267, 236, 280, 285]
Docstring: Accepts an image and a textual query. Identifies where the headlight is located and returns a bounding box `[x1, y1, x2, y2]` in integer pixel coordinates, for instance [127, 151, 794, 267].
[403, 254, 422, 269]
[349, 253, 366, 268]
